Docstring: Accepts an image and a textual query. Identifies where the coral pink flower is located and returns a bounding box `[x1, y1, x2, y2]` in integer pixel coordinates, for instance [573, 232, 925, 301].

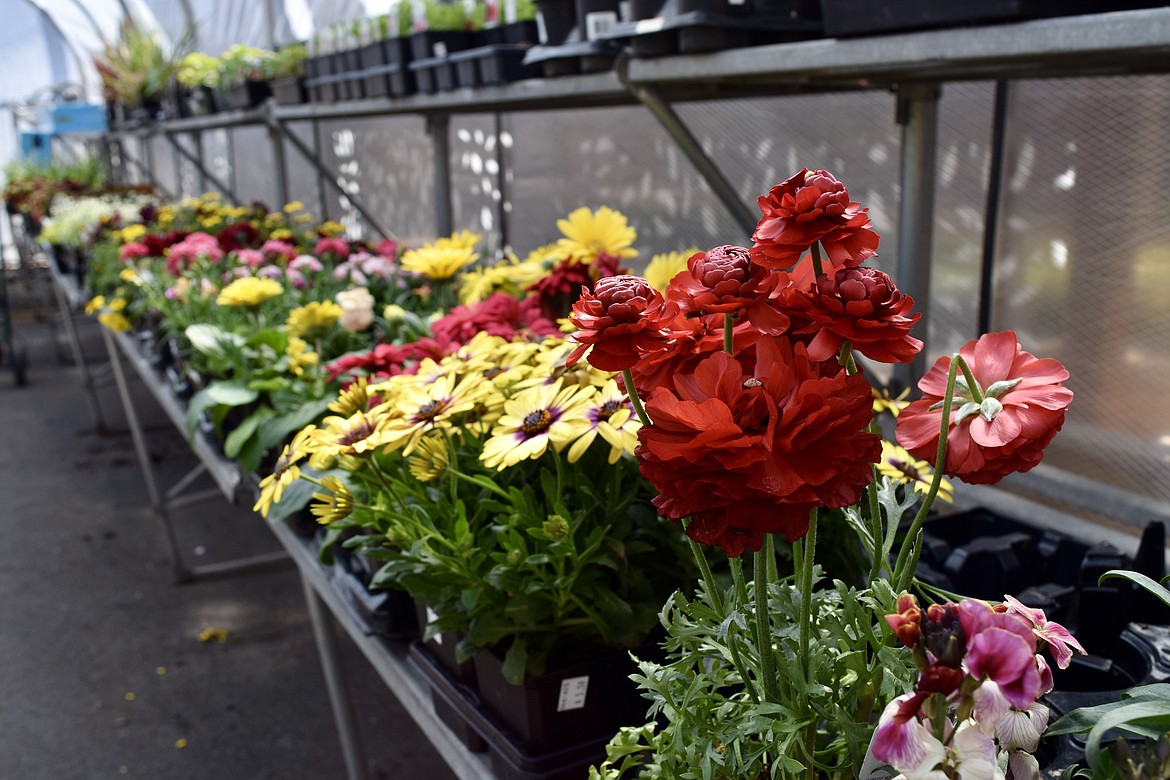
[567, 275, 680, 372]
[896, 331, 1073, 484]
[751, 168, 879, 272]
[314, 236, 351, 259]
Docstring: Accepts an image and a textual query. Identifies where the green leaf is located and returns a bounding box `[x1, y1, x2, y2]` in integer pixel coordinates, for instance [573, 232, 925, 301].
[256, 398, 331, 454]
[223, 409, 265, 459]
[501, 638, 528, 685]
[1083, 702, 1170, 774]
[185, 323, 244, 357]
[1100, 569, 1170, 608]
[204, 380, 259, 407]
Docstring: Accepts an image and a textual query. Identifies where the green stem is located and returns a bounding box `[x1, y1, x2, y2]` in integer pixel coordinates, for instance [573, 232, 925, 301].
[955, 354, 984, 403]
[725, 556, 760, 705]
[723, 311, 735, 355]
[765, 533, 777, 583]
[755, 539, 780, 703]
[551, 446, 564, 507]
[892, 356, 960, 591]
[448, 466, 511, 501]
[622, 368, 651, 428]
[810, 241, 825, 280]
[686, 535, 722, 613]
[798, 510, 819, 780]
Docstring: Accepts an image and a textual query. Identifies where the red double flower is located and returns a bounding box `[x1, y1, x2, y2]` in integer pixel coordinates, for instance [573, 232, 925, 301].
[636, 338, 879, 555]
[566, 275, 680, 372]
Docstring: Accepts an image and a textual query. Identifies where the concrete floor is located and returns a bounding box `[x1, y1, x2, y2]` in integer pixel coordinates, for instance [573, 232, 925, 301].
[0, 274, 457, 779]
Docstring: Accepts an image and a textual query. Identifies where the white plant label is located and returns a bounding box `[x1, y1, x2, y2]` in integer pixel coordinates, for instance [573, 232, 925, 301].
[433, 41, 449, 58]
[585, 11, 618, 40]
[505, 0, 518, 24]
[426, 606, 441, 644]
[557, 675, 590, 711]
[535, 11, 548, 43]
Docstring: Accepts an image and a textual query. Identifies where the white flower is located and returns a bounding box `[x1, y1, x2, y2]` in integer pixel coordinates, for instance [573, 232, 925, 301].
[336, 287, 375, 332]
[995, 703, 1048, 752]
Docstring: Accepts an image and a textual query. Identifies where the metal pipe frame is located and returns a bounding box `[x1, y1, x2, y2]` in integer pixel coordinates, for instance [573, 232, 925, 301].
[893, 82, 941, 391]
[428, 114, 453, 237]
[161, 130, 240, 203]
[979, 80, 1010, 337]
[268, 116, 398, 241]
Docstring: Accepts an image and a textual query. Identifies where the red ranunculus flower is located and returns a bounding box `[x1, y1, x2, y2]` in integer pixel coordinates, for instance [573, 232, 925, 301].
[786, 266, 923, 364]
[896, 331, 1073, 485]
[627, 312, 762, 397]
[314, 236, 351, 259]
[666, 245, 790, 336]
[636, 337, 880, 554]
[566, 275, 680, 372]
[119, 242, 150, 263]
[750, 168, 879, 272]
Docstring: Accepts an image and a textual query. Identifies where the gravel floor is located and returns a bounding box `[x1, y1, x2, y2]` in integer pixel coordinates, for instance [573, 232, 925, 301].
[0, 272, 457, 780]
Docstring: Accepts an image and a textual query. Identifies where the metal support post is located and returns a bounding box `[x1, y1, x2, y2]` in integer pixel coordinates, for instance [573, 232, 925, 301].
[49, 272, 108, 431]
[300, 576, 369, 780]
[193, 130, 207, 194]
[271, 117, 398, 241]
[267, 109, 291, 207]
[494, 112, 510, 252]
[162, 132, 240, 204]
[313, 120, 328, 221]
[617, 61, 759, 237]
[101, 327, 191, 582]
[893, 82, 941, 390]
[428, 114, 454, 236]
[979, 80, 1010, 337]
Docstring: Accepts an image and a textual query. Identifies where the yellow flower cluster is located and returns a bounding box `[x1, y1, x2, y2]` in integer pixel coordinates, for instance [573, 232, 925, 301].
[401, 231, 482, 281]
[216, 276, 284, 308]
[255, 334, 643, 516]
[85, 295, 132, 332]
[285, 300, 343, 338]
[555, 206, 639, 263]
[644, 248, 700, 292]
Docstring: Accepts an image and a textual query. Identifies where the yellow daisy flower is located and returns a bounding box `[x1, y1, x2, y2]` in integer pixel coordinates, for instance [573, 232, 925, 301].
[270, 228, 294, 240]
[310, 475, 355, 525]
[555, 206, 638, 263]
[283, 200, 306, 214]
[318, 220, 345, 236]
[253, 427, 313, 517]
[285, 300, 343, 338]
[308, 406, 399, 466]
[84, 295, 106, 315]
[121, 224, 148, 243]
[877, 441, 953, 503]
[873, 386, 911, 417]
[216, 277, 284, 308]
[328, 377, 370, 417]
[644, 249, 699, 292]
[434, 230, 481, 251]
[408, 434, 450, 482]
[566, 380, 641, 464]
[381, 372, 493, 456]
[480, 380, 595, 470]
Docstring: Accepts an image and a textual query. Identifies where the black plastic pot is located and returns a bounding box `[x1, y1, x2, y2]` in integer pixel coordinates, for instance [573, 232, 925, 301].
[223, 79, 271, 110]
[472, 645, 648, 753]
[271, 76, 308, 105]
[410, 29, 475, 61]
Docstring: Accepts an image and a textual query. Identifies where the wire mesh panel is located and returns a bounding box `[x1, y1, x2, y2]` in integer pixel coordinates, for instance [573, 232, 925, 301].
[926, 81, 996, 359]
[450, 114, 505, 259]
[994, 75, 1170, 506]
[504, 105, 744, 266]
[229, 126, 275, 207]
[316, 116, 434, 244]
[281, 121, 325, 224]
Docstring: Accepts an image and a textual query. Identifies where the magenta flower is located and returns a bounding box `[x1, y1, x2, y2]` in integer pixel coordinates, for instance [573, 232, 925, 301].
[965, 626, 1041, 711]
[1002, 594, 1086, 669]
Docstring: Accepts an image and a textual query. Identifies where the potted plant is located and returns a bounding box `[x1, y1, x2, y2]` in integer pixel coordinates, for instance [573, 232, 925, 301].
[270, 43, 309, 105]
[216, 44, 275, 110]
[92, 20, 188, 124]
[177, 52, 223, 114]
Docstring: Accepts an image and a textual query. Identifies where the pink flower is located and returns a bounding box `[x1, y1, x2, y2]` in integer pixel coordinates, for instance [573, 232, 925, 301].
[315, 236, 350, 259]
[290, 254, 324, 273]
[119, 242, 150, 263]
[262, 239, 296, 260]
[964, 625, 1041, 710]
[1002, 594, 1086, 669]
[871, 693, 936, 770]
[236, 249, 265, 267]
[376, 238, 400, 259]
